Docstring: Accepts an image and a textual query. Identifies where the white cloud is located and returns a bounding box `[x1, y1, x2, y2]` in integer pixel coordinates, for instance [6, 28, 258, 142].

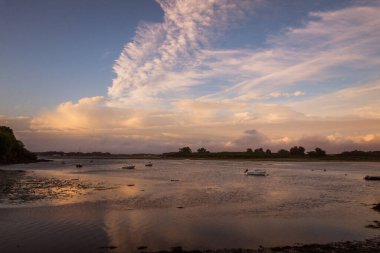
[292, 80, 380, 118]
[21, 2, 380, 153]
[269, 91, 305, 98]
[108, 0, 256, 106]
[200, 4, 380, 101]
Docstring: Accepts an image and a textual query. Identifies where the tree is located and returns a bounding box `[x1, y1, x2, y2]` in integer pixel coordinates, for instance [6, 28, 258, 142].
[179, 146, 192, 154]
[290, 146, 305, 156]
[307, 147, 326, 157]
[197, 147, 209, 153]
[246, 148, 253, 153]
[277, 149, 290, 157]
[0, 126, 37, 164]
[254, 148, 265, 156]
[265, 149, 272, 155]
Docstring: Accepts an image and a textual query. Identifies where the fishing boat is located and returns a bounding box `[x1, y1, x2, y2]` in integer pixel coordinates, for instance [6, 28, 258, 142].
[122, 165, 135, 169]
[364, 175, 380, 181]
[244, 169, 267, 176]
[145, 162, 153, 167]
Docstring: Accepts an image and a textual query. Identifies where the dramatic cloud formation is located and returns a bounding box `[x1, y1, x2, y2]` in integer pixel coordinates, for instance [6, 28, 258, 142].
[108, 0, 255, 106]
[14, 1, 380, 153]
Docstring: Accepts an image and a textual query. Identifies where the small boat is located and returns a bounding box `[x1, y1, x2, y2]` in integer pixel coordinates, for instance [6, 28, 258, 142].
[75, 164, 83, 168]
[364, 176, 380, 181]
[244, 169, 267, 176]
[122, 165, 135, 169]
[145, 162, 153, 167]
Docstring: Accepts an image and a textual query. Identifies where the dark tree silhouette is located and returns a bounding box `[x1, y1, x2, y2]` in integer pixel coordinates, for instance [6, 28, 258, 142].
[290, 146, 305, 156]
[0, 126, 37, 164]
[254, 148, 265, 155]
[197, 147, 209, 153]
[246, 148, 253, 153]
[277, 149, 290, 157]
[307, 147, 326, 157]
[179, 146, 192, 154]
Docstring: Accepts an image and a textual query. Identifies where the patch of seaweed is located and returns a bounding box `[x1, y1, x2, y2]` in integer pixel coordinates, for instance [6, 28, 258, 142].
[0, 169, 117, 204]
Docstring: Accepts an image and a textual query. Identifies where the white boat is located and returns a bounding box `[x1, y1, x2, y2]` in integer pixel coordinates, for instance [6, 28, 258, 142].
[244, 169, 267, 176]
[145, 162, 153, 167]
[122, 165, 135, 169]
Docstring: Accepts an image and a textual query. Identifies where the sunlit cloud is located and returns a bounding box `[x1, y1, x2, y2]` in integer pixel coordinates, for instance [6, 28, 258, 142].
[292, 80, 380, 118]
[108, 0, 256, 106]
[21, 1, 380, 153]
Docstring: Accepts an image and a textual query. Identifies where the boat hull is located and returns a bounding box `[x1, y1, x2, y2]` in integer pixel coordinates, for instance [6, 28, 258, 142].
[245, 172, 266, 176]
[122, 166, 135, 169]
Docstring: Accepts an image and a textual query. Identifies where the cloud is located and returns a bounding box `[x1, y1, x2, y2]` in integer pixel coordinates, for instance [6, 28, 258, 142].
[200, 4, 380, 101]
[108, 0, 256, 106]
[291, 80, 380, 118]
[230, 129, 268, 149]
[269, 91, 305, 98]
[21, 2, 380, 153]
[0, 115, 31, 132]
[298, 133, 380, 153]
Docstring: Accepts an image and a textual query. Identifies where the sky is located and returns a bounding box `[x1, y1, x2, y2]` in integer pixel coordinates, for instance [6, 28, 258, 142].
[1, 0, 380, 154]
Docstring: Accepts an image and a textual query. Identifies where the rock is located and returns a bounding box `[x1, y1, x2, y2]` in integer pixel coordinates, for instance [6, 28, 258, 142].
[373, 203, 380, 212]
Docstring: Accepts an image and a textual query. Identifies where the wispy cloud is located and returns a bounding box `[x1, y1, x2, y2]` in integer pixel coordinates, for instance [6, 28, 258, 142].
[200, 4, 380, 101]
[108, 0, 255, 106]
[24, 1, 380, 153]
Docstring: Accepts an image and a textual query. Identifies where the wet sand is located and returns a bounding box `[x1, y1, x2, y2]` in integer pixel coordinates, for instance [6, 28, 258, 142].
[0, 169, 116, 205]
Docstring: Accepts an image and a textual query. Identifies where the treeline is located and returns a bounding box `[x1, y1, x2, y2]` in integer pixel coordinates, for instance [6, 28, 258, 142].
[162, 146, 380, 160]
[336, 150, 380, 160]
[0, 126, 37, 164]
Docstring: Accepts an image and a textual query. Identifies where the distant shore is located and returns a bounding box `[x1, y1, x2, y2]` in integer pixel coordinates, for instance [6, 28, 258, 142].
[37, 154, 380, 162]
[34, 149, 380, 162]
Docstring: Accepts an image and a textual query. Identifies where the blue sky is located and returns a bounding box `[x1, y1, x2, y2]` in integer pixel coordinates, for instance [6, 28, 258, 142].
[0, 0, 163, 115]
[1, 0, 380, 153]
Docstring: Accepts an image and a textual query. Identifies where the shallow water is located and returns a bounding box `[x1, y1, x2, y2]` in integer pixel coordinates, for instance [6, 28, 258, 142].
[1, 159, 380, 252]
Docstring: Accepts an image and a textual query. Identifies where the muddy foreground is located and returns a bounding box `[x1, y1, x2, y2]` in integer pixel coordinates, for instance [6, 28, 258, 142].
[0, 169, 115, 204]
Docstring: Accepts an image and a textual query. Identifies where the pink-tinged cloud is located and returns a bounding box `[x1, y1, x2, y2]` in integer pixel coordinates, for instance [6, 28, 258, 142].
[10, 2, 380, 153]
[108, 0, 256, 106]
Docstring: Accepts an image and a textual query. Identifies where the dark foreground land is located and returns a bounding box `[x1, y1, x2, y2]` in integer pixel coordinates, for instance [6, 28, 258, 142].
[138, 237, 378, 253]
[139, 237, 380, 253]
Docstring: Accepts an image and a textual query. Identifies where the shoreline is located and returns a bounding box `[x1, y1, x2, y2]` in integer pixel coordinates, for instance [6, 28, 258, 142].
[0, 159, 51, 166]
[37, 155, 380, 162]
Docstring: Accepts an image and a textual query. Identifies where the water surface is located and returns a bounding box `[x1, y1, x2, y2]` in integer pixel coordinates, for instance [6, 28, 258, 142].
[1, 159, 379, 252]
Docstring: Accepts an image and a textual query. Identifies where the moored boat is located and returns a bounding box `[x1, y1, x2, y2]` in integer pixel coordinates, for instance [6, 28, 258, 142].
[122, 165, 135, 169]
[244, 169, 267, 176]
[364, 175, 380, 181]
